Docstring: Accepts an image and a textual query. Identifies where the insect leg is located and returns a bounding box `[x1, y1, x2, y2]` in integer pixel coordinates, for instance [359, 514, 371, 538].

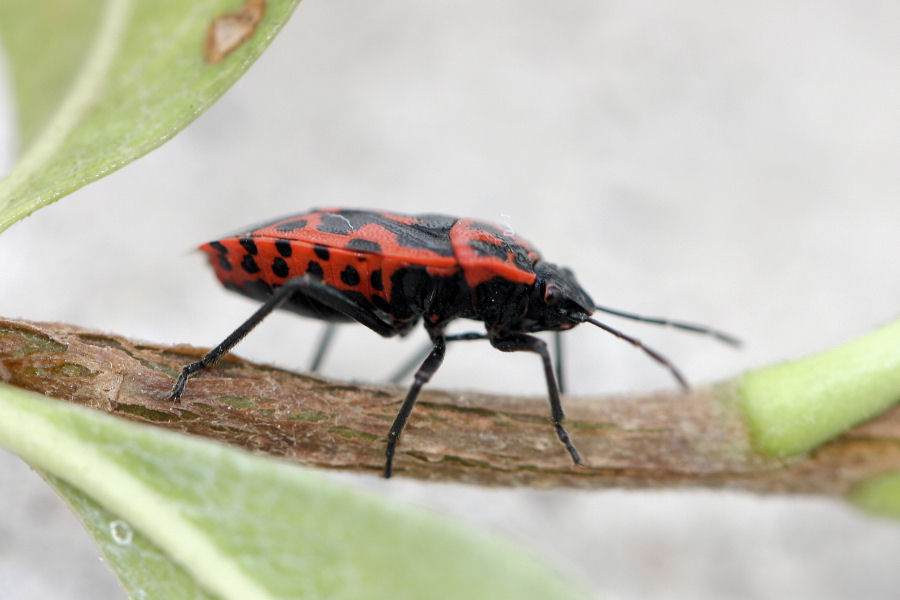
[388, 331, 571, 393]
[168, 277, 306, 401]
[489, 331, 582, 466]
[309, 324, 337, 372]
[384, 334, 447, 478]
[445, 332, 489, 342]
[168, 275, 396, 401]
[554, 330, 566, 394]
[386, 332, 487, 383]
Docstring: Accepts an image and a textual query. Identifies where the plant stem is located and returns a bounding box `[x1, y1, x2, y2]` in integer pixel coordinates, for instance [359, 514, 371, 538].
[1, 317, 898, 493]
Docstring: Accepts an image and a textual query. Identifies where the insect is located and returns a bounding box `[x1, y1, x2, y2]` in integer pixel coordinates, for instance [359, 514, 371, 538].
[168, 208, 738, 477]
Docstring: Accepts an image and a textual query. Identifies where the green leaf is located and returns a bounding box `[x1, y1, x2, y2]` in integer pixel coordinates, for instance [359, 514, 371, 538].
[0, 384, 586, 600]
[0, 0, 301, 233]
[740, 318, 900, 457]
[48, 476, 220, 600]
[847, 470, 900, 520]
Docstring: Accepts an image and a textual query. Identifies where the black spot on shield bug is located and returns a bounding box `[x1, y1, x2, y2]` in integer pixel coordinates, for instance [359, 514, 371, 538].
[274, 218, 307, 233]
[313, 244, 330, 261]
[370, 269, 384, 291]
[272, 257, 289, 278]
[306, 261, 324, 279]
[347, 238, 383, 254]
[469, 239, 507, 261]
[239, 238, 258, 255]
[275, 239, 292, 257]
[341, 265, 361, 287]
[319, 213, 353, 235]
[240, 254, 260, 274]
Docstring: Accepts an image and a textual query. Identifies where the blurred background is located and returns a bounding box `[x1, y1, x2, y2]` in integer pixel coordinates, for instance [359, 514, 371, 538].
[0, 1, 898, 598]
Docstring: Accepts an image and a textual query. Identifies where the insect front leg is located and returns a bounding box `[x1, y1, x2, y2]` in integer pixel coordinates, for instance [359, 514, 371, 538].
[384, 333, 447, 478]
[488, 331, 583, 467]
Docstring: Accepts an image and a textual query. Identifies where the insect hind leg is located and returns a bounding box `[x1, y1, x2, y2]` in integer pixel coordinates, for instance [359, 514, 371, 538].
[309, 323, 337, 372]
[168, 275, 396, 402]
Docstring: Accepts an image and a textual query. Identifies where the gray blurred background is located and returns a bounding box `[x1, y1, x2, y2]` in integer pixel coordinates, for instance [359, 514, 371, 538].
[1, 1, 898, 598]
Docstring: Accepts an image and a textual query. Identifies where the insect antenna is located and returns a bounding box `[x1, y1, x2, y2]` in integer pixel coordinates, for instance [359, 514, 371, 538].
[593, 304, 741, 347]
[585, 317, 689, 390]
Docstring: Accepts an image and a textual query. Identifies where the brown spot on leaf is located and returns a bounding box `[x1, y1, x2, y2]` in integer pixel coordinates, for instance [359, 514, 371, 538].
[204, 0, 266, 64]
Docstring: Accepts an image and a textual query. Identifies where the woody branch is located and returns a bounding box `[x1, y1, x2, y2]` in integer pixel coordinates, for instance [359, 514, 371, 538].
[1, 318, 898, 492]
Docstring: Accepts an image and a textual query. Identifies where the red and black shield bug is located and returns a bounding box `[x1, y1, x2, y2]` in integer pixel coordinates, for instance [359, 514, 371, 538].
[168, 208, 739, 477]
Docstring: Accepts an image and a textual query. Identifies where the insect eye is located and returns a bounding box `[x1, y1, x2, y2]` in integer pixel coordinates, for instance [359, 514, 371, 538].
[544, 285, 562, 306]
